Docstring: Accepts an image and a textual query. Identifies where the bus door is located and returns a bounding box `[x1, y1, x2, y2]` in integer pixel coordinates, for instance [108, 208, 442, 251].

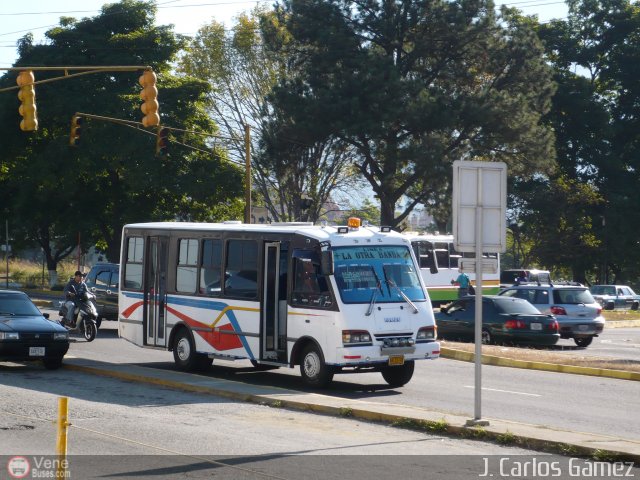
[145, 236, 169, 347]
[262, 242, 287, 361]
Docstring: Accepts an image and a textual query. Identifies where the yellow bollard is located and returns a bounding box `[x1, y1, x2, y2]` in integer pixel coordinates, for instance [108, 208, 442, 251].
[56, 397, 69, 478]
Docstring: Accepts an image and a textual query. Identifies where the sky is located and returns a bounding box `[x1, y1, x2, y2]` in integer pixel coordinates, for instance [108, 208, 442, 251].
[0, 0, 570, 68]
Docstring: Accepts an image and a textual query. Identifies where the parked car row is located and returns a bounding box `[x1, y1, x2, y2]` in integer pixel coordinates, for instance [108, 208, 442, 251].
[437, 280, 606, 348]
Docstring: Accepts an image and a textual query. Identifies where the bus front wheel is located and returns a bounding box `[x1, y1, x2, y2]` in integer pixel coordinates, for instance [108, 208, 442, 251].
[381, 360, 415, 388]
[300, 344, 333, 387]
[174, 329, 199, 371]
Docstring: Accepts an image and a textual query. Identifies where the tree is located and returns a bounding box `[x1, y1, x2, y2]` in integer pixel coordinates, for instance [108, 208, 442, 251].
[0, 0, 243, 269]
[179, 8, 360, 223]
[535, 0, 640, 283]
[264, 0, 556, 228]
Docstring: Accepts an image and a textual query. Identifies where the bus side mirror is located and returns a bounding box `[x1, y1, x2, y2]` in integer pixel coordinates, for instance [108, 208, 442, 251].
[430, 264, 438, 275]
[320, 251, 334, 276]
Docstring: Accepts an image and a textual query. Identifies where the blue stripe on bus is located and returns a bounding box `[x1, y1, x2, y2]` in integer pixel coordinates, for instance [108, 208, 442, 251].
[122, 292, 256, 360]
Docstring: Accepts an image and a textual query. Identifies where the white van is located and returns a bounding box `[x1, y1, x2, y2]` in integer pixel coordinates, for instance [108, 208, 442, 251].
[499, 269, 551, 289]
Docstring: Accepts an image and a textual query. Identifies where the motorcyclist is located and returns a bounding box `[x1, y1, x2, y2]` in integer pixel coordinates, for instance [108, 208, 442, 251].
[63, 270, 88, 326]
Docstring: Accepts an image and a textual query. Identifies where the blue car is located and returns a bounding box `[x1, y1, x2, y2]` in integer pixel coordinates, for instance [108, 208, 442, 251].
[0, 290, 70, 369]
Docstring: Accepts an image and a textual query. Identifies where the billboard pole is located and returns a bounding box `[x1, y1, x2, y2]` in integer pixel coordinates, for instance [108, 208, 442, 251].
[452, 161, 506, 427]
[472, 171, 486, 425]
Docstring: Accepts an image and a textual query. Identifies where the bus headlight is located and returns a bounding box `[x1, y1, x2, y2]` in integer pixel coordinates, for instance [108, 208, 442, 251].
[417, 326, 437, 342]
[342, 330, 372, 345]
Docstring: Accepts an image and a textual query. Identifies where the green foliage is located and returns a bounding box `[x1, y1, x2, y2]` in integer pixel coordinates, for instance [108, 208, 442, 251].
[0, 0, 243, 265]
[180, 8, 359, 223]
[528, 0, 640, 283]
[265, 0, 556, 227]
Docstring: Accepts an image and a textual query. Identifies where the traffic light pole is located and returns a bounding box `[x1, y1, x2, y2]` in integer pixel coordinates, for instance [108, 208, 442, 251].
[0, 65, 153, 93]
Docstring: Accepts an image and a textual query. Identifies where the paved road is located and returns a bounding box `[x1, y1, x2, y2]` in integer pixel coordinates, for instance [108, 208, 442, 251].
[59, 320, 640, 443]
[551, 328, 640, 361]
[0, 356, 555, 480]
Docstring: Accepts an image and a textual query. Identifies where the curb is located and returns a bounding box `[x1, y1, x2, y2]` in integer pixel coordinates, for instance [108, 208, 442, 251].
[440, 347, 640, 381]
[63, 360, 640, 463]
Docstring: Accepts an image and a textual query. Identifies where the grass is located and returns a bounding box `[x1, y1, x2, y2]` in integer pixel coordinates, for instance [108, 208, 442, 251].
[0, 258, 80, 290]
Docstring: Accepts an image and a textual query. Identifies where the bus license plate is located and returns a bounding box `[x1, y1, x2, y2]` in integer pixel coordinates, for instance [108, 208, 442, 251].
[388, 355, 405, 366]
[29, 347, 45, 357]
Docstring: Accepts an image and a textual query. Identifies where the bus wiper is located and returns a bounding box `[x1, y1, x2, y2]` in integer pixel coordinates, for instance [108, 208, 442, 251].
[365, 289, 377, 316]
[366, 274, 382, 317]
[387, 279, 418, 314]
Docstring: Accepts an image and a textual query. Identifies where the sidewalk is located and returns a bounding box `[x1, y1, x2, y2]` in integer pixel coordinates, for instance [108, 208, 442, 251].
[63, 357, 640, 463]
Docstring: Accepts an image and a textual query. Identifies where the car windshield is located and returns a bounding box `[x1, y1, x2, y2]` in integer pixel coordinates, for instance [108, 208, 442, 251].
[333, 245, 425, 304]
[0, 293, 42, 316]
[591, 286, 615, 295]
[553, 289, 595, 304]
[494, 297, 542, 315]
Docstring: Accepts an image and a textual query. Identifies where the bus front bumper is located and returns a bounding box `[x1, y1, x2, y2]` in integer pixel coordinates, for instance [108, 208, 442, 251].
[331, 341, 440, 367]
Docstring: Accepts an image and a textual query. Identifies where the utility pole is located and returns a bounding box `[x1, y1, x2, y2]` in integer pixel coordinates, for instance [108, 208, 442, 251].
[244, 124, 251, 224]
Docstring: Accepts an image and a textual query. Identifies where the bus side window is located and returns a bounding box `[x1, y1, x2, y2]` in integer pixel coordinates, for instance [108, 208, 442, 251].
[294, 259, 320, 293]
[200, 238, 222, 295]
[292, 257, 330, 307]
[415, 241, 436, 270]
[176, 239, 198, 293]
[124, 236, 143, 290]
[224, 240, 258, 298]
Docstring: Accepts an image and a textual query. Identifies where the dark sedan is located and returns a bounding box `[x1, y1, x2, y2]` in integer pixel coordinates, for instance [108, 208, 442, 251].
[435, 295, 560, 346]
[0, 290, 70, 369]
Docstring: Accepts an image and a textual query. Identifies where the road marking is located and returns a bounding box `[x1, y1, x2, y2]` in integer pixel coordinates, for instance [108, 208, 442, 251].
[464, 386, 541, 397]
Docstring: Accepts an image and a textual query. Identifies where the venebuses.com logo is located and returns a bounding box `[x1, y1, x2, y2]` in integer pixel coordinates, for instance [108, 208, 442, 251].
[7, 456, 30, 479]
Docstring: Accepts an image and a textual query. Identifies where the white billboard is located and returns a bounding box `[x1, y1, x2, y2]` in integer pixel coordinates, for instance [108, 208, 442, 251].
[452, 161, 507, 253]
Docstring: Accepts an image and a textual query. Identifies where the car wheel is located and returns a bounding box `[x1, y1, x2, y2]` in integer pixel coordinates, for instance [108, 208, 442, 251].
[299, 344, 333, 387]
[381, 361, 415, 388]
[43, 356, 64, 370]
[574, 336, 593, 347]
[173, 329, 199, 371]
[632, 302, 639, 311]
[481, 329, 494, 345]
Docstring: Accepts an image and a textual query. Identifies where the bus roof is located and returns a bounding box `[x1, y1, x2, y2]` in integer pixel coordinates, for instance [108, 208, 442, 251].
[123, 222, 412, 246]
[402, 232, 454, 242]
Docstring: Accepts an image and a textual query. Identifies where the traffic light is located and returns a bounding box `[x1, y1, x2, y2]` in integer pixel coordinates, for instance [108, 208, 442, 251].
[69, 115, 83, 146]
[139, 69, 159, 127]
[16, 70, 38, 131]
[155, 126, 169, 155]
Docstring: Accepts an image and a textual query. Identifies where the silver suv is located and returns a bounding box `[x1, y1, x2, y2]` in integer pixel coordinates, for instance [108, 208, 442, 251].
[498, 284, 604, 347]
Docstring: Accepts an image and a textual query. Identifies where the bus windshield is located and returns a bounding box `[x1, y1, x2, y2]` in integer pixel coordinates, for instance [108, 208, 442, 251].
[333, 246, 425, 304]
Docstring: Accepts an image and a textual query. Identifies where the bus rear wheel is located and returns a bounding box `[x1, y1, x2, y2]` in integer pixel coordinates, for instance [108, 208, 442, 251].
[300, 344, 333, 388]
[381, 360, 415, 388]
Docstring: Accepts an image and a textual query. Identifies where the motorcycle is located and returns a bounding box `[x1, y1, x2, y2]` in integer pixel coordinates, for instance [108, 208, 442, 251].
[58, 291, 98, 342]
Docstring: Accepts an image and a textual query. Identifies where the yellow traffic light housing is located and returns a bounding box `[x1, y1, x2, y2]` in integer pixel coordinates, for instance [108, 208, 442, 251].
[17, 70, 38, 131]
[139, 69, 159, 127]
[155, 126, 169, 155]
[69, 115, 83, 146]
